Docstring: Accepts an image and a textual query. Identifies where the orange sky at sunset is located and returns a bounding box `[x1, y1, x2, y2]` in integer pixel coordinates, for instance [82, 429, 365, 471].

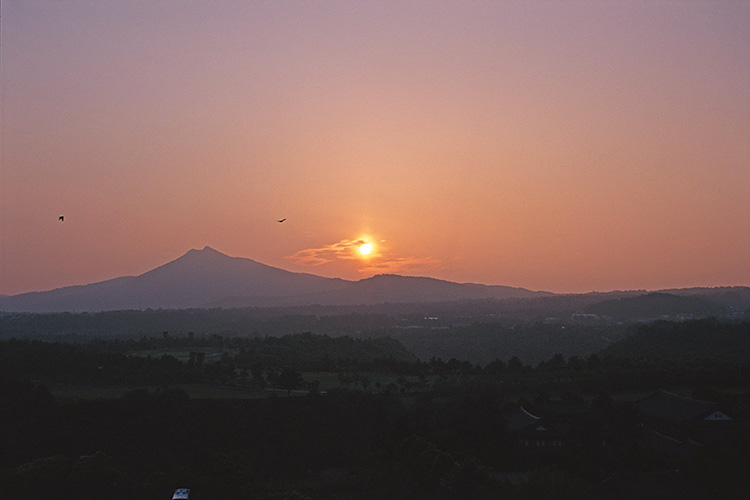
[1, 1, 749, 296]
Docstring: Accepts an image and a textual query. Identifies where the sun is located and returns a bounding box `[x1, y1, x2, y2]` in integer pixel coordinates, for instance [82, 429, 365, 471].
[359, 243, 373, 256]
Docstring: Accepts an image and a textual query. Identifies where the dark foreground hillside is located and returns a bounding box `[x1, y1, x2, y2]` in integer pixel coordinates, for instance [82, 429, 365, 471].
[2, 379, 749, 500]
[1, 321, 749, 499]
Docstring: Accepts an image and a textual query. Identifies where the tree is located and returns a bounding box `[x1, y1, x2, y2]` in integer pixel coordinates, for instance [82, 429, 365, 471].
[507, 356, 523, 373]
[278, 367, 303, 396]
[250, 361, 264, 384]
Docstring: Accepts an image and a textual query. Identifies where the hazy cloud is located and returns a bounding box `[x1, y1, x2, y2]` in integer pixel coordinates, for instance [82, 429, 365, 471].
[286, 239, 368, 266]
[286, 238, 442, 275]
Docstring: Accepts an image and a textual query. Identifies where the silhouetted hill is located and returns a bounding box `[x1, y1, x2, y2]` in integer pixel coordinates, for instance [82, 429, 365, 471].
[584, 292, 729, 320]
[303, 274, 548, 306]
[600, 318, 750, 360]
[393, 322, 622, 366]
[661, 286, 750, 314]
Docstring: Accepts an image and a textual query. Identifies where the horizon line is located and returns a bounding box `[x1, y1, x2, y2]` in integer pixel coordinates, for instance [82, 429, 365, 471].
[1, 245, 747, 298]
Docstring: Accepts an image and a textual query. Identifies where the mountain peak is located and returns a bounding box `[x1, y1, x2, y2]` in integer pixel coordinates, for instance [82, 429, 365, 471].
[188, 245, 224, 255]
[179, 246, 235, 263]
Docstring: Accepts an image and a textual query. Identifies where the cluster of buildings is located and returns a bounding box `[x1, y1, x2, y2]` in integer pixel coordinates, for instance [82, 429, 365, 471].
[508, 389, 744, 461]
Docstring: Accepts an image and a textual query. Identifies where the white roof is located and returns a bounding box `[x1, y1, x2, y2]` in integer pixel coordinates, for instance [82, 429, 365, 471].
[172, 489, 190, 500]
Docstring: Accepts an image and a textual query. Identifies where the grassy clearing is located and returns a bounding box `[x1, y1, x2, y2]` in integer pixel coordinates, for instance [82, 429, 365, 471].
[45, 371, 433, 400]
[126, 349, 235, 363]
[49, 384, 156, 400]
[303, 371, 429, 392]
[49, 383, 263, 400]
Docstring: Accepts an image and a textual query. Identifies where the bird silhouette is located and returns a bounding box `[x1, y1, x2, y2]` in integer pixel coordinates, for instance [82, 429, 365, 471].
[277, 218, 286, 223]
[58, 216, 64, 221]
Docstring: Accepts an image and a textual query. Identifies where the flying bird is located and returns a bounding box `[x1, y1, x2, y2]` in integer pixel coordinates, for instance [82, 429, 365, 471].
[58, 216, 64, 221]
[277, 218, 286, 223]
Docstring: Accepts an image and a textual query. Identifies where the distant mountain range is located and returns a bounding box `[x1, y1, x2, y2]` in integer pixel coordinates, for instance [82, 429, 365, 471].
[0, 247, 547, 313]
[1, 247, 748, 316]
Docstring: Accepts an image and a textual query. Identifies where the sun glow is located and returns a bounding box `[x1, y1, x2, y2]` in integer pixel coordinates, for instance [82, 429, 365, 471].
[359, 243, 373, 256]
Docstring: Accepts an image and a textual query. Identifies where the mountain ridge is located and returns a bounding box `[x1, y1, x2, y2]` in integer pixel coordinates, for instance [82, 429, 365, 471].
[0, 247, 545, 312]
[1, 247, 748, 314]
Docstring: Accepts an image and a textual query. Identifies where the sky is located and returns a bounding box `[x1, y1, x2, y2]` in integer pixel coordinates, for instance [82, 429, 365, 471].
[1, 1, 749, 296]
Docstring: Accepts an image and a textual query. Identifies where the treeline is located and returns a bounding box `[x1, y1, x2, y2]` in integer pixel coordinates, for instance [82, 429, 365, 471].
[0, 339, 202, 386]
[0, 334, 415, 387]
[0, 309, 399, 338]
[2, 309, 628, 365]
[398, 317, 750, 366]
[2, 323, 749, 396]
[601, 317, 750, 360]
[6, 307, 749, 368]
[394, 322, 632, 365]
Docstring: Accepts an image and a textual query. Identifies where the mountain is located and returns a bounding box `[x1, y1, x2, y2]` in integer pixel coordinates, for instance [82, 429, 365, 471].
[0, 247, 543, 312]
[0, 247, 348, 312]
[313, 274, 547, 305]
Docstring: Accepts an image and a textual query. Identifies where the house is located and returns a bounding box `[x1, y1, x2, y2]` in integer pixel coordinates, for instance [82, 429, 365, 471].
[506, 406, 567, 455]
[630, 390, 736, 460]
[631, 389, 728, 427]
[506, 398, 620, 460]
